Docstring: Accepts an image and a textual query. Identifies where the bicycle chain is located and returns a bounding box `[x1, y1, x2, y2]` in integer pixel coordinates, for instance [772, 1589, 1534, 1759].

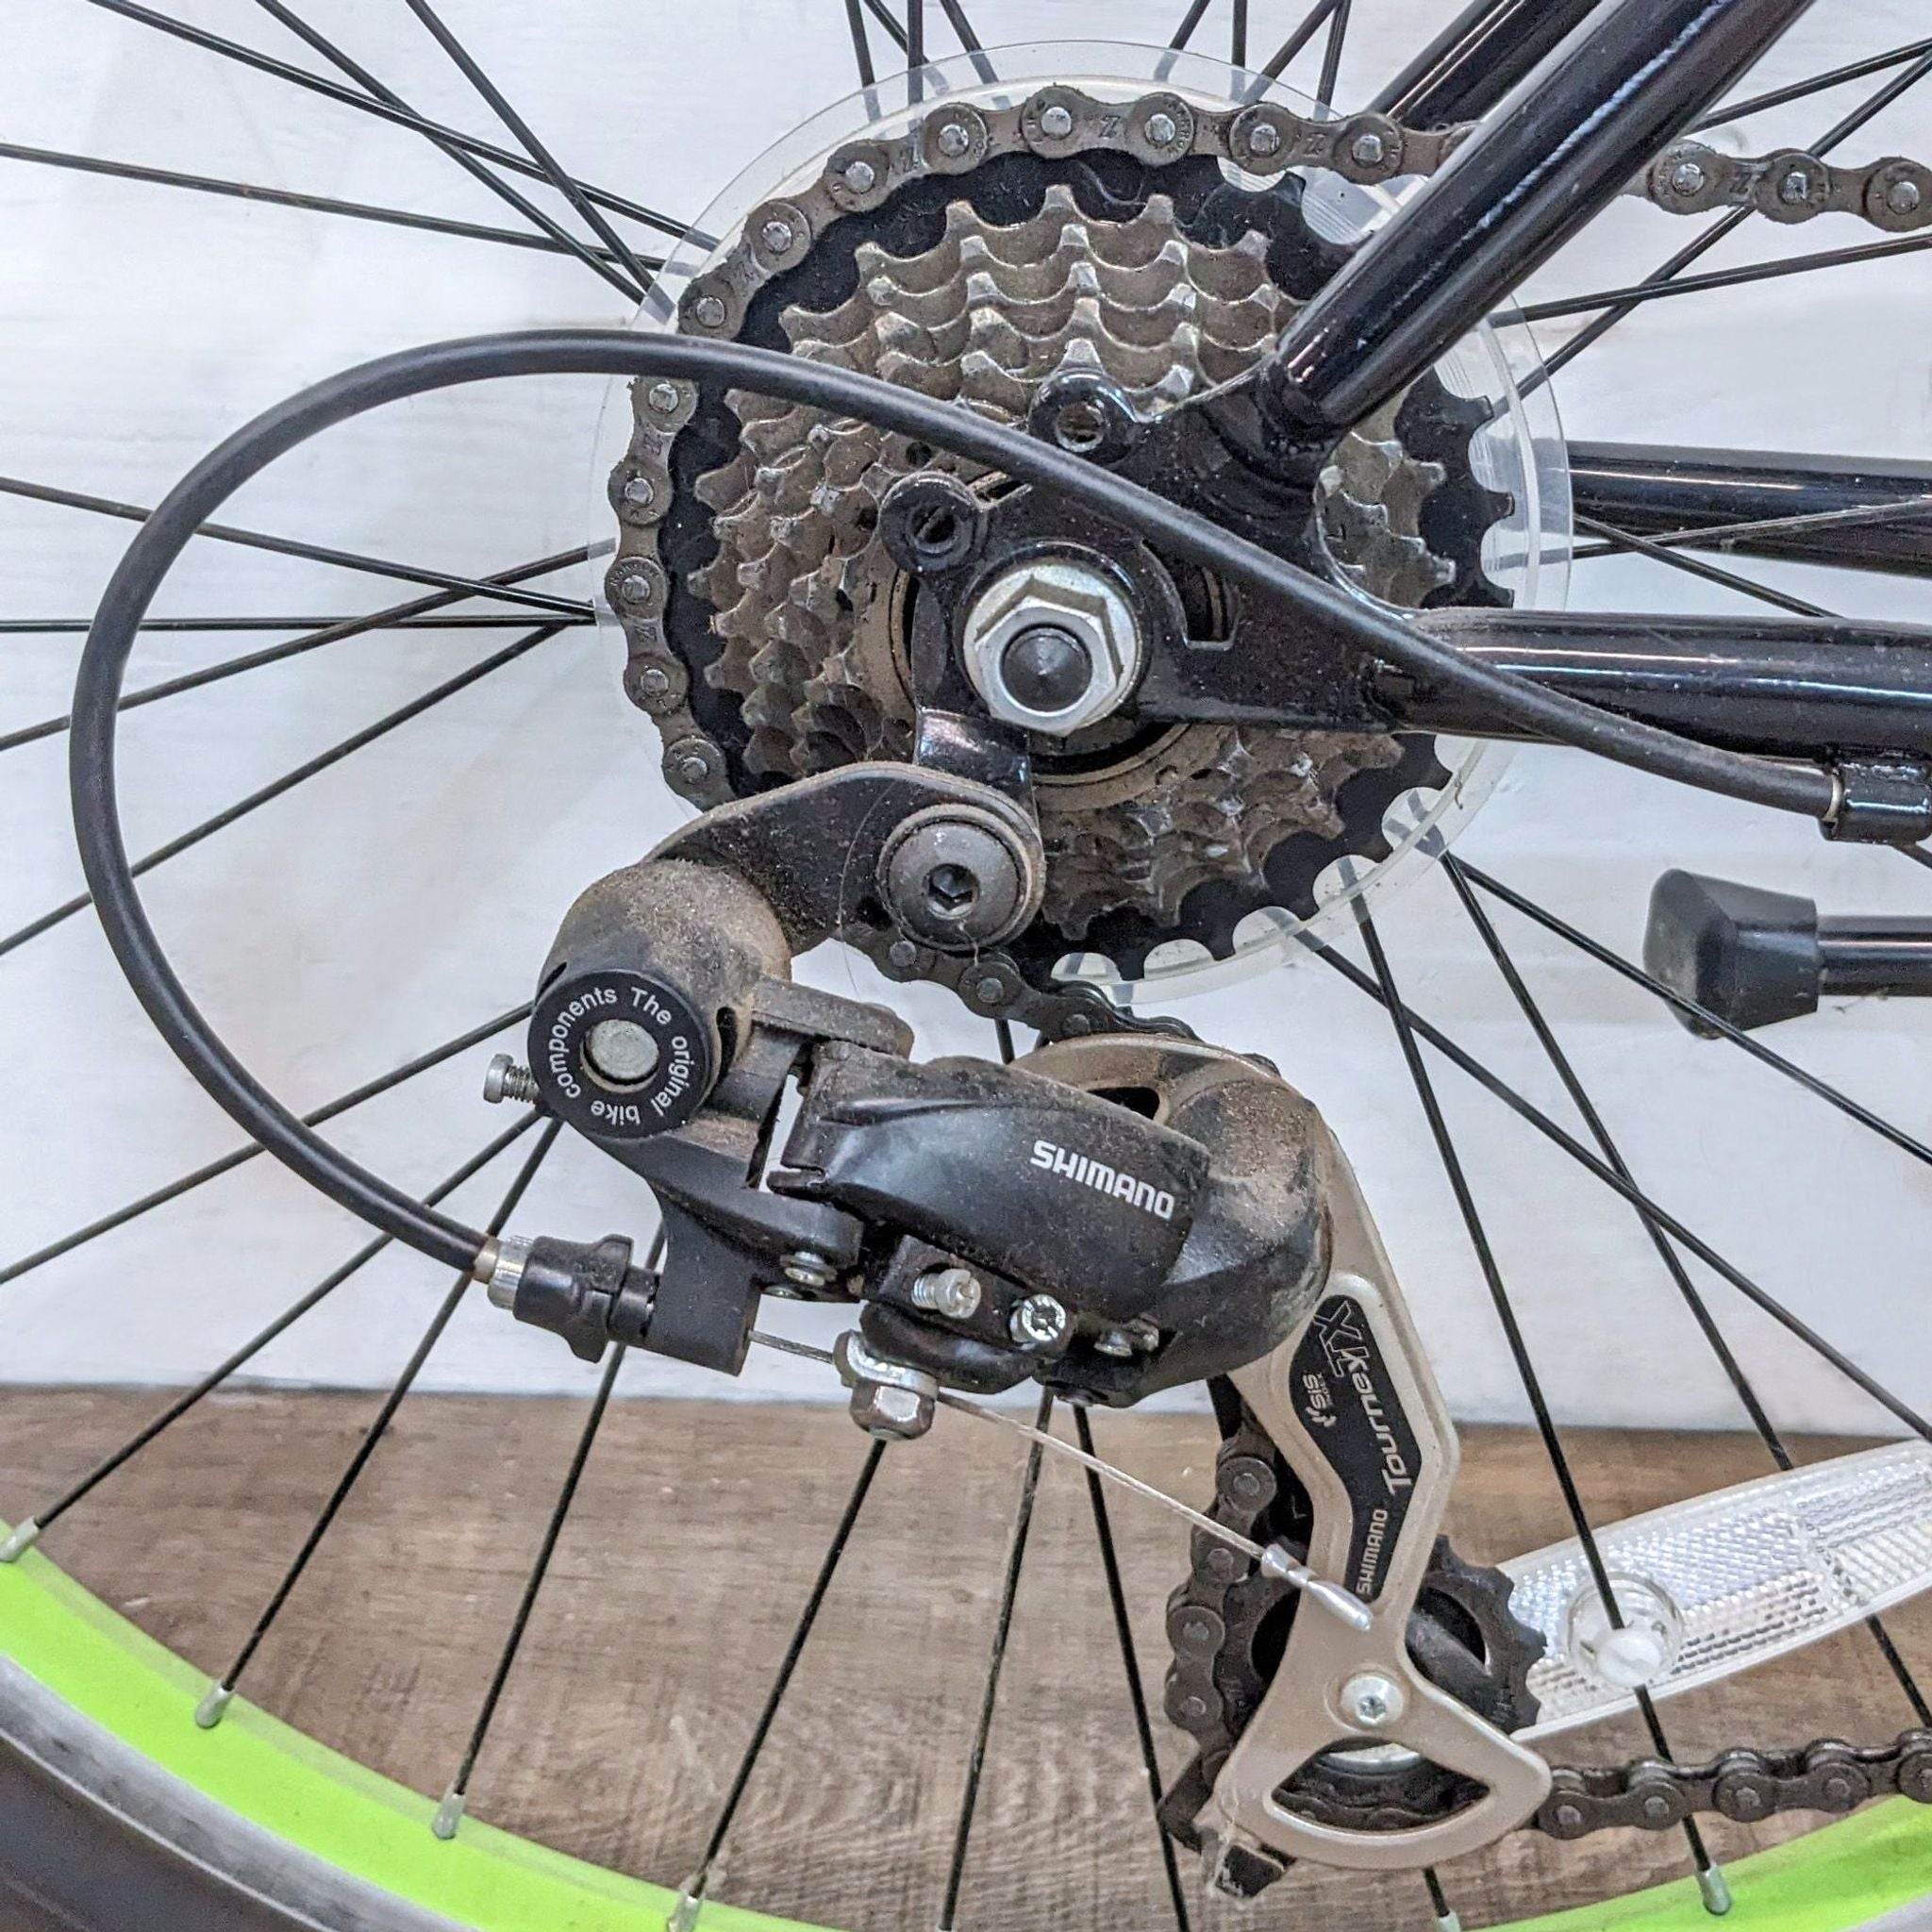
[1540, 1731, 1932, 1838]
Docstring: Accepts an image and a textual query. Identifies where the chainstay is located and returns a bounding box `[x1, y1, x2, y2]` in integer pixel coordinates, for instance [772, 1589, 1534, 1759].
[1540, 1730, 1932, 1838]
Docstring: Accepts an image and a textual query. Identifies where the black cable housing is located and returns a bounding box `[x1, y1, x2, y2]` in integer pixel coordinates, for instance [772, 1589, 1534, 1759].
[71, 329, 1840, 1270]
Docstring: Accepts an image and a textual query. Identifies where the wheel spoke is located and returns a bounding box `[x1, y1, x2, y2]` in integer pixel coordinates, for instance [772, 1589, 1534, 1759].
[0, 1005, 529, 1292]
[1691, 36, 1932, 134]
[937, 1389, 1053, 1932]
[1315, 0, 1354, 108]
[193, 1120, 563, 1727]
[1423, 1868, 1460, 1932]
[0, 613, 586, 636]
[1074, 1406, 1191, 1932]
[0, 473, 590, 616]
[0, 549, 589, 759]
[0, 1114, 539, 1565]
[1574, 512, 1838, 620]
[1543, 42, 1932, 379]
[1456, 862, 1932, 1171]
[78, 0, 698, 245]
[246, 0, 649, 293]
[0, 624, 569, 961]
[935, 0, 996, 84]
[433, 1227, 669, 1839]
[1254, 0, 1345, 87]
[858, 0, 909, 56]
[1440, 854, 1931, 1724]
[668, 1428, 889, 1924]
[1904, 845, 1932, 875]
[1231, 0, 1248, 67]
[397, 0, 654, 301]
[0, 140, 648, 268]
[1520, 229, 1932, 326]
[1355, 905, 1723, 1905]
[1307, 941, 1932, 1441]
[1169, 0, 1212, 55]
[841, 0, 875, 88]
[1571, 492, 1932, 562]
[908, 0, 924, 101]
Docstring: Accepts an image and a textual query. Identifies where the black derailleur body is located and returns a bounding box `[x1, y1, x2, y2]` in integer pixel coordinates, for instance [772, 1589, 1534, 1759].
[494, 768, 1335, 1407]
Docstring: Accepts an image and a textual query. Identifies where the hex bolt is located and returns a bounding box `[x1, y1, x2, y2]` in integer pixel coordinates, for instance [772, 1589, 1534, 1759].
[783, 1249, 839, 1290]
[1144, 110, 1178, 146]
[691, 292, 728, 329]
[841, 158, 877, 193]
[1890, 177, 1924, 215]
[853, 1382, 933, 1441]
[1247, 122, 1283, 158]
[759, 217, 795, 254]
[1009, 1292, 1070, 1347]
[483, 1054, 541, 1106]
[1338, 1672, 1406, 1731]
[911, 1266, 983, 1319]
[584, 1017, 660, 1086]
[1039, 103, 1075, 139]
[1670, 158, 1707, 195]
[1779, 168, 1813, 206]
[1350, 131, 1387, 168]
[936, 120, 973, 158]
[646, 380, 683, 416]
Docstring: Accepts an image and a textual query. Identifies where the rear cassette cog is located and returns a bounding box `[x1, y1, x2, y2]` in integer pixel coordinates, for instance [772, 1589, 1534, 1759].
[616, 96, 1513, 991]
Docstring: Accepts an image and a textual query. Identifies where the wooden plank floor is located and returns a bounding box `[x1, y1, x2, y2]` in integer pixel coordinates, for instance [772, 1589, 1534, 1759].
[0, 1390, 1924, 1932]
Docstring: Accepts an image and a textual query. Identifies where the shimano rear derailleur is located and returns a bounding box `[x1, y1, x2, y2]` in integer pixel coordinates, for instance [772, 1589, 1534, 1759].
[480, 760, 1552, 1879]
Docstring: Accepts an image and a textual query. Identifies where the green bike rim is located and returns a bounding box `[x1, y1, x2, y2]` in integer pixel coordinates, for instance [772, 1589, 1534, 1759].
[3, 1524, 1928, 1932]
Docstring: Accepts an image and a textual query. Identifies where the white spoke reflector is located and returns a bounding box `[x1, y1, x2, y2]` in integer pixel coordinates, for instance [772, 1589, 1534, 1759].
[1504, 1442, 1932, 1740]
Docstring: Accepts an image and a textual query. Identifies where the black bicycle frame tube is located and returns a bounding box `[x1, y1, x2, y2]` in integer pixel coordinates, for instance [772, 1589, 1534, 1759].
[1572, 444, 1932, 580]
[1263, 0, 1820, 435]
[1371, 0, 1605, 129]
[1400, 610, 1932, 757]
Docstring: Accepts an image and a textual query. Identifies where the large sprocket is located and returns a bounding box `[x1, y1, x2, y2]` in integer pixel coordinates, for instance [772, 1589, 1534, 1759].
[639, 142, 1511, 986]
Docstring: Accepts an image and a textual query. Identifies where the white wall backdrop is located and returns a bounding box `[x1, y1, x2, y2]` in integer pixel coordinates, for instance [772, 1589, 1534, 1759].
[2, 0, 1930, 1431]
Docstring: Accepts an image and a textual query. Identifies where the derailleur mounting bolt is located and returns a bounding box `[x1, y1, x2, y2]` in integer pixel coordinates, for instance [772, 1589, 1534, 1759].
[911, 1266, 983, 1319]
[782, 1249, 839, 1291]
[1338, 1671, 1406, 1731]
[483, 1054, 541, 1106]
[1008, 1292, 1070, 1348]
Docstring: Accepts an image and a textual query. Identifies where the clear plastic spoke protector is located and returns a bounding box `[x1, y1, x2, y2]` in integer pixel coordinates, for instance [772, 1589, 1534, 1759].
[1501, 1442, 1932, 1739]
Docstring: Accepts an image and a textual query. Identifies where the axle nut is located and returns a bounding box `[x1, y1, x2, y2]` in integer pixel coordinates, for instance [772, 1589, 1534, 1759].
[959, 557, 1143, 738]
